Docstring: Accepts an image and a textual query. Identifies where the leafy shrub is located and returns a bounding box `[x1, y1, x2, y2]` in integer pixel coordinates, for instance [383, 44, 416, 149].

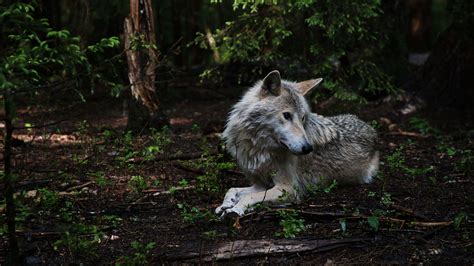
[116, 241, 156, 265]
[275, 209, 305, 238]
[196, 0, 398, 102]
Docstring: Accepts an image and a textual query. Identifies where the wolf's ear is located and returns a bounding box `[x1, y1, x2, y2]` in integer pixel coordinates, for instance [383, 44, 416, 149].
[296, 78, 323, 96]
[261, 70, 281, 96]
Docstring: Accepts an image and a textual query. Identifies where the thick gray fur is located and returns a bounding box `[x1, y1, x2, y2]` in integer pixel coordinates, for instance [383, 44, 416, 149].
[216, 71, 379, 216]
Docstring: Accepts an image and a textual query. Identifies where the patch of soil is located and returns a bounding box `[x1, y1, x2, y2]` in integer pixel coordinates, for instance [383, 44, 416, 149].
[1, 86, 473, 264]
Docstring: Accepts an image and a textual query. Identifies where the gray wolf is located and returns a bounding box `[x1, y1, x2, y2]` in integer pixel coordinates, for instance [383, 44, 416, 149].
[216, 70, 379, 217]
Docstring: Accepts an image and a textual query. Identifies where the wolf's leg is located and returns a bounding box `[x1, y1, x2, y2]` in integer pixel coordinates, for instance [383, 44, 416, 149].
[215, 185, 266, 215]
[222, 185, 293, 217]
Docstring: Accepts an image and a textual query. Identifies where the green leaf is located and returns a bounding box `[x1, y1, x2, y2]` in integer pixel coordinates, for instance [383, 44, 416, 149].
[339, 219, 347, 233]
[453, 212, 468, 229]
[367, 216, 379, 231]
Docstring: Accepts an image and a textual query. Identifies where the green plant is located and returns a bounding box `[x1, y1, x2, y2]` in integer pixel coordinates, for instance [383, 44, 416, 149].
[178, 179, 189, 187]
[38, 188, 60, 209]
[370, 120, 382, 130]
[455, 149, 473, 174]
[386, 145, 406, 171]
[197, 0, 398, 102]
[53, 223, 103, 260]
[101, 215, 123, 227]
[386, 146, 434, 178]
[90, 171, 111, 187]
[408, 117, 437, 135]
[142, 126, 173, 160]
[191, 140, 236, 194]
[128, 175, 148, 193]
[428, 175, 437, 185]
[0, 3, 122, 262]
[323, 180, 338, 193]
[203, 230, 218, 240]
[168, 186, 178, 195]
[380, 192, 393, 206]
[114, 131, 139, 167]
[116, 241, 156, 265]
[437, 141, 458, 156]
[58, 201, 75, 222]
[275, 209, 305, 238]
[453, 212, 468, 230]
[404, 165, 434, 178]
[191, 124, 201, 134]
[177, 203, 218, 224]
[367, 216, 380, 231]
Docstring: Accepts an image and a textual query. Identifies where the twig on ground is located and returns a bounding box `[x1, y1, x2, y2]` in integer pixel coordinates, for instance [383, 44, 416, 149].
[130, 151, 218, 164]
[241, 208, 453, 228]
[14, 119, 68, 130]
[390, 204, 430, 221]
[65, 181, 95, 192]
[151, 185, 196, 196]
[0, 179, 52, 191]
[386, 131, 430, 138]
[171, 162, 205, 175]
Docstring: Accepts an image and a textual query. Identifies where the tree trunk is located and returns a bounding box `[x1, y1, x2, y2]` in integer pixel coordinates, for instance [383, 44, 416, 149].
[124, 0, 168, 131]
[407, 0, 432, 53]
[3, 87, 19, 264]
[413, 1, 474, 110]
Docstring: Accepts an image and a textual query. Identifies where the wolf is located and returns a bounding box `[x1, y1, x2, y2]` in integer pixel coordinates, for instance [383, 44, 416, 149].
[216, 70, 379, 217]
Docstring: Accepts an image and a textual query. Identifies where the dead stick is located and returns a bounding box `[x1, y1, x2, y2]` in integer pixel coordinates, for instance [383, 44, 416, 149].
[131, 151, 218, 164]
[65, 181, 94, 192]
[172, 162, 205, 175]
[152, 185, 196, 196]
[386, 131, 430, 138]
[244, 208, 453, 228]
[14, 119, 68, 130]
[390, 204, 429, 221]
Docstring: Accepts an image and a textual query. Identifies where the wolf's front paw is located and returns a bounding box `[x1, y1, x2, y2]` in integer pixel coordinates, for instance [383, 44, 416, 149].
[221, 205, 246, 218]
[215, 203, 233, 216]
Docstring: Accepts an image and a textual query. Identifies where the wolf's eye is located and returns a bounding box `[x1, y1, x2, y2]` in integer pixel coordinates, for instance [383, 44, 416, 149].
[283, 112, 292, 121]
[302, 115, 306, 122]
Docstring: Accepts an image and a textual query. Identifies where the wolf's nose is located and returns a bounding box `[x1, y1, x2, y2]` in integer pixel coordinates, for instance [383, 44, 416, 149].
[301, 143, 313, 154]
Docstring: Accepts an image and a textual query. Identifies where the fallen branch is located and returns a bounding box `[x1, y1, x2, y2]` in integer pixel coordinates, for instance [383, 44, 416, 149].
[171, 162, 205, 175]
[389, 204, 430, 221]
[65, 181, 95, 192]
[14, 119, 68, 130]
[130, 151, 219, 164]
[241, 208, 453, 228]
[0, 179, 52, 191]
[377, 217, 453, 227]
[15, 231, 61, 238]
[386, 131, 430, 138]
[162, 238, 363, 262]
[151, 185, 196, 196]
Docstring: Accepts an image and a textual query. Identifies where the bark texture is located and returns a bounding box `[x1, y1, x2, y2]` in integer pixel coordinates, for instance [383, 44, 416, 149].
[124, 0, 168, 131]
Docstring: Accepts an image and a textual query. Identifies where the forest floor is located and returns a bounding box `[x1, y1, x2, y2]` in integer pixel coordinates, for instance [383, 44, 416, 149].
[1, 84, 473, 264]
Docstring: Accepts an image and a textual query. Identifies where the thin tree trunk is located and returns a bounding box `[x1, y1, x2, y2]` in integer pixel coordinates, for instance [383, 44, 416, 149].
[124, 0, 168, 131]
[407, 0, 432, 53]
[3, 87, 19, 264]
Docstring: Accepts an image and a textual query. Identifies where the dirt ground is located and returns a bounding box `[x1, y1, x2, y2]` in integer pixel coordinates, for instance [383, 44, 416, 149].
[1, 85, 473, 264]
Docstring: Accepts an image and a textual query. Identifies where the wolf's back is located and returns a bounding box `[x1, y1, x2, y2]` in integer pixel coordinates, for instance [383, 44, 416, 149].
[299, 113, 378, 186]
[328, 114, 378, 149]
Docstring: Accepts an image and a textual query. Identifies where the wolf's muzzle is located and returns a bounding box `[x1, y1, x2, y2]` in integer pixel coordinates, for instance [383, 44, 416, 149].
[301, 143, 313, 154]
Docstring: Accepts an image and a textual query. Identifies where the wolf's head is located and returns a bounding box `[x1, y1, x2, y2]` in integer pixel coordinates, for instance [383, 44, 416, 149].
[257, 70, 322, 155]
[224, 70, 323, 158]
